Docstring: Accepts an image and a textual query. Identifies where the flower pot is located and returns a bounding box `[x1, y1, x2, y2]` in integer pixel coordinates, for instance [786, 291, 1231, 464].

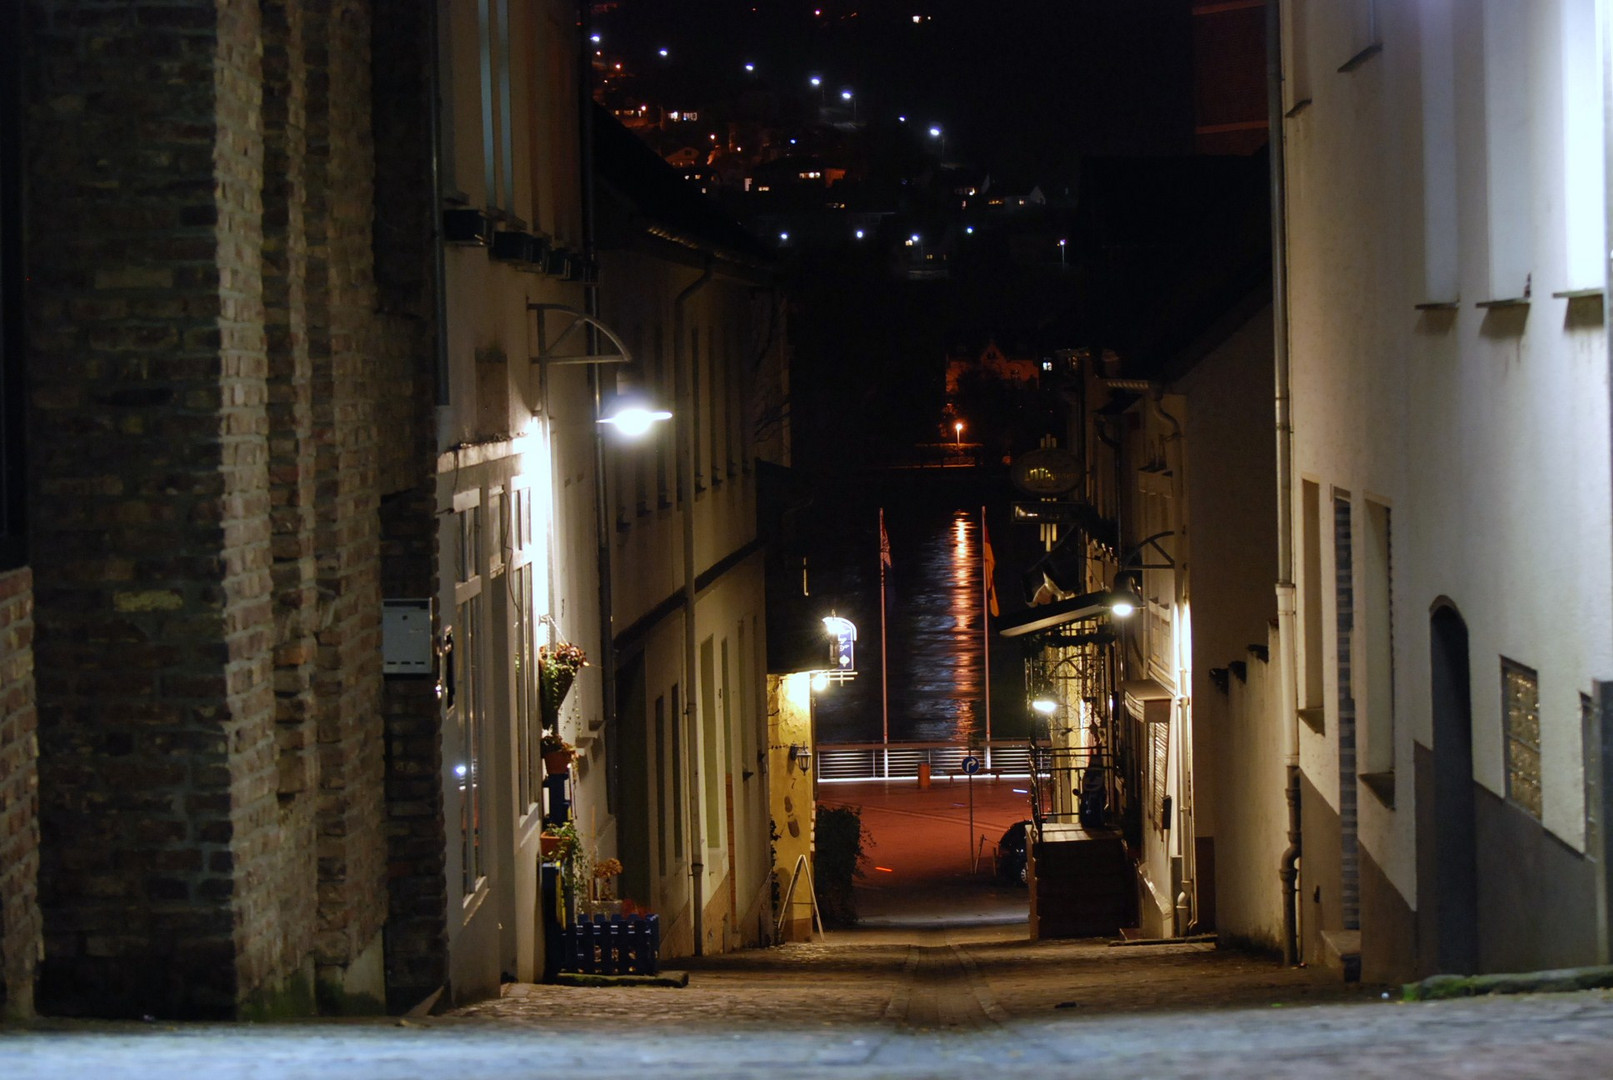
[543, 748, 575, 775]
[539, 833, 564, 859]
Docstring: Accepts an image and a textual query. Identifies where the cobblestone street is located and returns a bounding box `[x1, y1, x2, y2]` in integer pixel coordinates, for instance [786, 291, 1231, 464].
[7, 930, 1613, 1078]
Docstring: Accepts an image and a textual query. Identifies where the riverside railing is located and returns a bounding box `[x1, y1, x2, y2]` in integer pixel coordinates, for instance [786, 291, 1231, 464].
[815, 740, 1047, 782]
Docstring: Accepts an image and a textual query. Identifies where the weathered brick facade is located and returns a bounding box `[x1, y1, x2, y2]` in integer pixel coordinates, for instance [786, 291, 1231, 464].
[22, 0, 395, 1018]
[0, 567, 39, 1019]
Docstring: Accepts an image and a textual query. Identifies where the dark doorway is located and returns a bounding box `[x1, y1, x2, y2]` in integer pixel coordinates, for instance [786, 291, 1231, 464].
[1429, 604, 1479, 973]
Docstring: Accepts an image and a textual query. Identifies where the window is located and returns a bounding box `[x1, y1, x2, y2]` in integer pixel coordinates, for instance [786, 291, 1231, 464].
[655, 695, 669, 872]
[1482, 0, 1534, 300]
[1338, 0, 1381, 72]
[1560, 0, 1604, 289]
[691, 327, 705, 493]
[513, 562, 535, 811]
[1502, 659, 1542, 819]
[1301, 480, 1323, 711]
[1361, 499, 1395, 787]
[1334, 493, 1360, 930]
[669, 685, 685, 859]
[452, 491, 486, 898]
[1419, 0, 1458, 303]
[701, 637, 722, 847]
[655, 324, 671, 508]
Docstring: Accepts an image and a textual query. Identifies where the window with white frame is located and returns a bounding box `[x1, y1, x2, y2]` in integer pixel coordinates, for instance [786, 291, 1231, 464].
[453, 490, 486, 898]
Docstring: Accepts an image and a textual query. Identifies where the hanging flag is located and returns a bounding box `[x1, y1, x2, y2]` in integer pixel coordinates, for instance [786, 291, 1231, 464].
[879, 508, 892, 568]
[982, 518, 1000, 617]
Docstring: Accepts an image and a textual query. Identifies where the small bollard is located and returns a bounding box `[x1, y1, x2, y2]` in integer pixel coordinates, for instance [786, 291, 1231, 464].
[917, 762, 931, 789]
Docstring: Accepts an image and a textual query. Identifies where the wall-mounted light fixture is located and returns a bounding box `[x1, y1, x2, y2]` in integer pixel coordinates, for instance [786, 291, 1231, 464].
[789, 744, 813, 773]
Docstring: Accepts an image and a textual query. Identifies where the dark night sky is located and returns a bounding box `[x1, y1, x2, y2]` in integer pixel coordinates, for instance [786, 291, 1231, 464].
[593, 1, 1197, 182]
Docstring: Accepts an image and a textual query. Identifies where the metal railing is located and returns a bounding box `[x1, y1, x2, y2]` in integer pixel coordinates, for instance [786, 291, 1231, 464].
[815, 740, 1048, 782]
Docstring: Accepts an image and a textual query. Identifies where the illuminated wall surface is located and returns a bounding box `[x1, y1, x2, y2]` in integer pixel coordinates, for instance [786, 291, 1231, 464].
[769, 673, 816, 941]
[1283, 0, 1611, 981]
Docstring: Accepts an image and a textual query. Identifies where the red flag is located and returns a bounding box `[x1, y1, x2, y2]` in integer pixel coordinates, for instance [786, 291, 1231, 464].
[879, 508, 892, 568]
[982, 519, 999, 617]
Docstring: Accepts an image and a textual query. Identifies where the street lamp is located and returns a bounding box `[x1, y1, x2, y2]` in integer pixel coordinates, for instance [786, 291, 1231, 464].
[1058, 238, 1067, 268]
[954, 421, 963, 444]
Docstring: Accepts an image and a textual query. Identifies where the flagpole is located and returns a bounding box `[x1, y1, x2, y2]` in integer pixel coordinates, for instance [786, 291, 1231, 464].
[880, 507, 890, 761]
[981, 505, 992, 754]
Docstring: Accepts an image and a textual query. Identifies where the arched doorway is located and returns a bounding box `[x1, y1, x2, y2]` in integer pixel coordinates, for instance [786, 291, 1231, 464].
[1429, 602, 1479, 973]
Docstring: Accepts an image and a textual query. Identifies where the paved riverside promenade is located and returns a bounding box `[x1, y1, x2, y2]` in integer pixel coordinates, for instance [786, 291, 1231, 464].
[8, 779, 1613, 1076]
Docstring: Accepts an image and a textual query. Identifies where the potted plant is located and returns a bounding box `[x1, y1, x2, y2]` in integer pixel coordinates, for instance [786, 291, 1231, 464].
[589, 857, 624, 916]
[539, 819, 578, 861]
[538, 639, 588, 728]
[541, 731, 580, 776]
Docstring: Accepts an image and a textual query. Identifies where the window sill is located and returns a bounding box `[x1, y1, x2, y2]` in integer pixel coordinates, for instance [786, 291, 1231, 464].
[1338, 42, 1382, 73]
[1359, 770, 1395, 809]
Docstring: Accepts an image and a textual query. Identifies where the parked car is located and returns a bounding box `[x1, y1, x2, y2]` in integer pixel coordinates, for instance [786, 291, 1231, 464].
[997, 820, 1031, 886]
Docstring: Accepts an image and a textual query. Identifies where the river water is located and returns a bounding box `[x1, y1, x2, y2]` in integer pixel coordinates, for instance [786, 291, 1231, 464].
[800, 469, 1032, 745]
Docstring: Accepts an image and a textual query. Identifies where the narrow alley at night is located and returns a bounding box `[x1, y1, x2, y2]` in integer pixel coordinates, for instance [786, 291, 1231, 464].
[7, 1, 1613, 1076]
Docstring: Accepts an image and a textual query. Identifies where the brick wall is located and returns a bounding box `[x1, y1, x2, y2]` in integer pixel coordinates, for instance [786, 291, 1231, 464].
[24, 0, 391, 1018]
[307, 0, 389, 987]
[261, 0, 321, 990]
[371, 2, 449, 1010]
[0, 567, 39, 1019]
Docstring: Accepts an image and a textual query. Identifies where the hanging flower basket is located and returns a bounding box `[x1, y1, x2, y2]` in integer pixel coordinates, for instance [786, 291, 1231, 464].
[538, 641, 588, 729]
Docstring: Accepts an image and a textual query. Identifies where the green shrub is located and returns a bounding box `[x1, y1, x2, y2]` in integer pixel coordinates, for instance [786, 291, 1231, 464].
[815, 804, 871, 928]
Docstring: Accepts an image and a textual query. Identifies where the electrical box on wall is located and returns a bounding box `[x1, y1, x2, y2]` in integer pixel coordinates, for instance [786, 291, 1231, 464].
[382, 599, 434, 675]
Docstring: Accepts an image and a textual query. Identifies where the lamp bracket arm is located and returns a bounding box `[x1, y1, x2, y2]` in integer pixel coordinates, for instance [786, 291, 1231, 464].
[528, 303, 635, 368]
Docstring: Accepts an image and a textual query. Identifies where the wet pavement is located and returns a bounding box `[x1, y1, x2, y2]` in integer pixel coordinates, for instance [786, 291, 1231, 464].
[7, 780, 1613, 1077]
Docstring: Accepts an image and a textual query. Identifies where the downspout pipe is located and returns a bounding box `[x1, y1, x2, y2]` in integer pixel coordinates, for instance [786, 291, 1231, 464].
[577, 0, 624, 816]
[1148, 390, 1196, 935]
[1597, 0, 1613, 965]
[1268, 0, 1303, 967]
[674, 260, 714, 953]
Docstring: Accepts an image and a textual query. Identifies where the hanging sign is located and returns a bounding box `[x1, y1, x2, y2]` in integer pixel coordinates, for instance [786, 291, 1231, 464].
[1010, 448, 1081, 497]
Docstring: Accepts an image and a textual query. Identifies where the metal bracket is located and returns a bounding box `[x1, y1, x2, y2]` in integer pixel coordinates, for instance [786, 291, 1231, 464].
[528, 303, 634, 366]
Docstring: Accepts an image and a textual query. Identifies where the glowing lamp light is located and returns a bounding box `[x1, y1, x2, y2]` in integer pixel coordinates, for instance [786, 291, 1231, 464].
[745, 62, 756, 72]
[1031, 698, 1058, 715]
[599, 404, 672, 438]
[1108, 577, 1143, 618]
[811, 671, 830, 692]
[659, 47, 669, 57]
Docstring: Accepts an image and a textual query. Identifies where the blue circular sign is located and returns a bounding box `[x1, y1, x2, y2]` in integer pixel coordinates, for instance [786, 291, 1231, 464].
[961, 755, 981, 775]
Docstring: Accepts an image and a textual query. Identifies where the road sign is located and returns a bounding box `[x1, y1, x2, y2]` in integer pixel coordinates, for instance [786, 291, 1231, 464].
[961, 755, 980, 775]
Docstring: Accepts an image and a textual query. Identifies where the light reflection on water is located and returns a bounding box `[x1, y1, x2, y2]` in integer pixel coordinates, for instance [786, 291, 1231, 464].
[810, 490, 1026, 746]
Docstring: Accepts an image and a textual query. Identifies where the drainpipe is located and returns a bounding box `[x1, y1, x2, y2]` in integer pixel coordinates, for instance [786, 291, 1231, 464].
[1597, 0, 1613, 966]
[675, 261, 714, 953]
[1148, 391, 1196, 935]
[1268, 0, 1303, 967]
[577, 0, 623, 810]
